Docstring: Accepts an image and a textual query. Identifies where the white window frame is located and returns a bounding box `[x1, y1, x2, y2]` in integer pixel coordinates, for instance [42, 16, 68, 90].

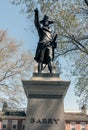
[80, 122, 86, 130]
[12, 120, 18, 130]
[2, 120, 8, 130]
[22, 120, 26, 130]
[70, 122, 76, 130]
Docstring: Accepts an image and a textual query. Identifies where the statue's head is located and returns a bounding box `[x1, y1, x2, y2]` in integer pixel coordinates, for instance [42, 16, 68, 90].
[40, 15, 54, 27]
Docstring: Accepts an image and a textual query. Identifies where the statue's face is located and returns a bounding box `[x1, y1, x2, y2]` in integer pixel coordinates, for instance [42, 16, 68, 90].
[43, 20, 49, 27]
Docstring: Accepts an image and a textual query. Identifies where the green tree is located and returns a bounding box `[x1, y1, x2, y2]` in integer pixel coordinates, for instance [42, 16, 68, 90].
[0, 30, 33, 109]
[10, 0, 88, 108]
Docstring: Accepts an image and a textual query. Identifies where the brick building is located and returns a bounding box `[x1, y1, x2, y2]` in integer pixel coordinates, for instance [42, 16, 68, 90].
[0, 110, 26, 130]
[65, 111, 88, 130]
[0, 110, 88, 130]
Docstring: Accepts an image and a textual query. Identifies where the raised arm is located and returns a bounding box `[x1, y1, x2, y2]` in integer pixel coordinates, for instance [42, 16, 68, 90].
[34, 8, 41, 32]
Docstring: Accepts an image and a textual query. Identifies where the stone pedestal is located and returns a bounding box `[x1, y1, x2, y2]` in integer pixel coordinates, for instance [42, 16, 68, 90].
[22, 73, 70, 130]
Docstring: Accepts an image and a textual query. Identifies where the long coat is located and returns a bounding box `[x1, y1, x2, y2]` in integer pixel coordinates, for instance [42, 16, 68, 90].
[34, 11, 57, 64]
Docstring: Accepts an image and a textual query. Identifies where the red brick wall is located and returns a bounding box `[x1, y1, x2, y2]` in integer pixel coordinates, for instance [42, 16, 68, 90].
[65, 121, 88, 130]
[17, 119, 22, 130]
[0, 119, 2, 130]
[65, 121, 70, 130]
[86, 122, 88, 130]
[76, 123, 80, 130]
[65, 123, 70, 130]
[7, 120, 12, 130]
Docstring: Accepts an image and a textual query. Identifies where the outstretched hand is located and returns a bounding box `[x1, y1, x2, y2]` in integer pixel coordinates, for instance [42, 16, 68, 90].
[34, 8, 39, 14]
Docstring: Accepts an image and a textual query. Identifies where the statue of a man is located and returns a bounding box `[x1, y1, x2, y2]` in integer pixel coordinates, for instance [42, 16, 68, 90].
[34, 8, 57, 73]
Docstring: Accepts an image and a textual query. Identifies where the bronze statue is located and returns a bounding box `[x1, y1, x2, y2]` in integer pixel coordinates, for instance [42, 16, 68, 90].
[34, 8, 57, 73]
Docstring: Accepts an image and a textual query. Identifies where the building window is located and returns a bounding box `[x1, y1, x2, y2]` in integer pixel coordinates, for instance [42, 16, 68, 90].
[82, 129, 85, 130]
[70, 122, 76, 130]
[13, 125, 17, 129]
[22, 120, 26, 130]
[3, 125, 6, 128]
[22, 125, 25, 130]
[80, 122, 86, 130]
[12, 120, 17, 129]
[2, 120, 8, 129]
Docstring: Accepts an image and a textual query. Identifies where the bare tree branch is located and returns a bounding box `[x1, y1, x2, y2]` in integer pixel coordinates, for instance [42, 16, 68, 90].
[84, 0, 88, 6]
[62, 35, 88, 54]
[0, 84, 9, 88]
[55, 47, 78, 60]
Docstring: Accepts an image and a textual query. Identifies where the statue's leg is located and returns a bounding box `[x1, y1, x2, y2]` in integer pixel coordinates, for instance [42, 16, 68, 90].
[38, 47, 46, 73]
[46, 46, 53, 73]
[38, 63, 42, 73]
[48, 62, 52, 73]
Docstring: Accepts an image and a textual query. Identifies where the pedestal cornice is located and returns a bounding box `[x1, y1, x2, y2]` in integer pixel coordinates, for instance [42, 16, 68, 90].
[22, 73, 70, 99]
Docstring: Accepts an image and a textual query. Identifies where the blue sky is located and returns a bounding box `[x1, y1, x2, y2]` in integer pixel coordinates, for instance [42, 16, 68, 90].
[0, 0, 37, 51]
[0, 0, 80, 111]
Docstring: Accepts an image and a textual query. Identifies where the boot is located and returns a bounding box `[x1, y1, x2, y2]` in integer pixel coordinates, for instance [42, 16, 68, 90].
[48, 62, 52, 73]
[38, 63, 42, 73]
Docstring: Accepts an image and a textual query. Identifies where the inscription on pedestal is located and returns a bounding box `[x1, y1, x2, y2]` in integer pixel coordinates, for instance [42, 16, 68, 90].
[30, 118, 59, 124]
[23, 73, 70, 130]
